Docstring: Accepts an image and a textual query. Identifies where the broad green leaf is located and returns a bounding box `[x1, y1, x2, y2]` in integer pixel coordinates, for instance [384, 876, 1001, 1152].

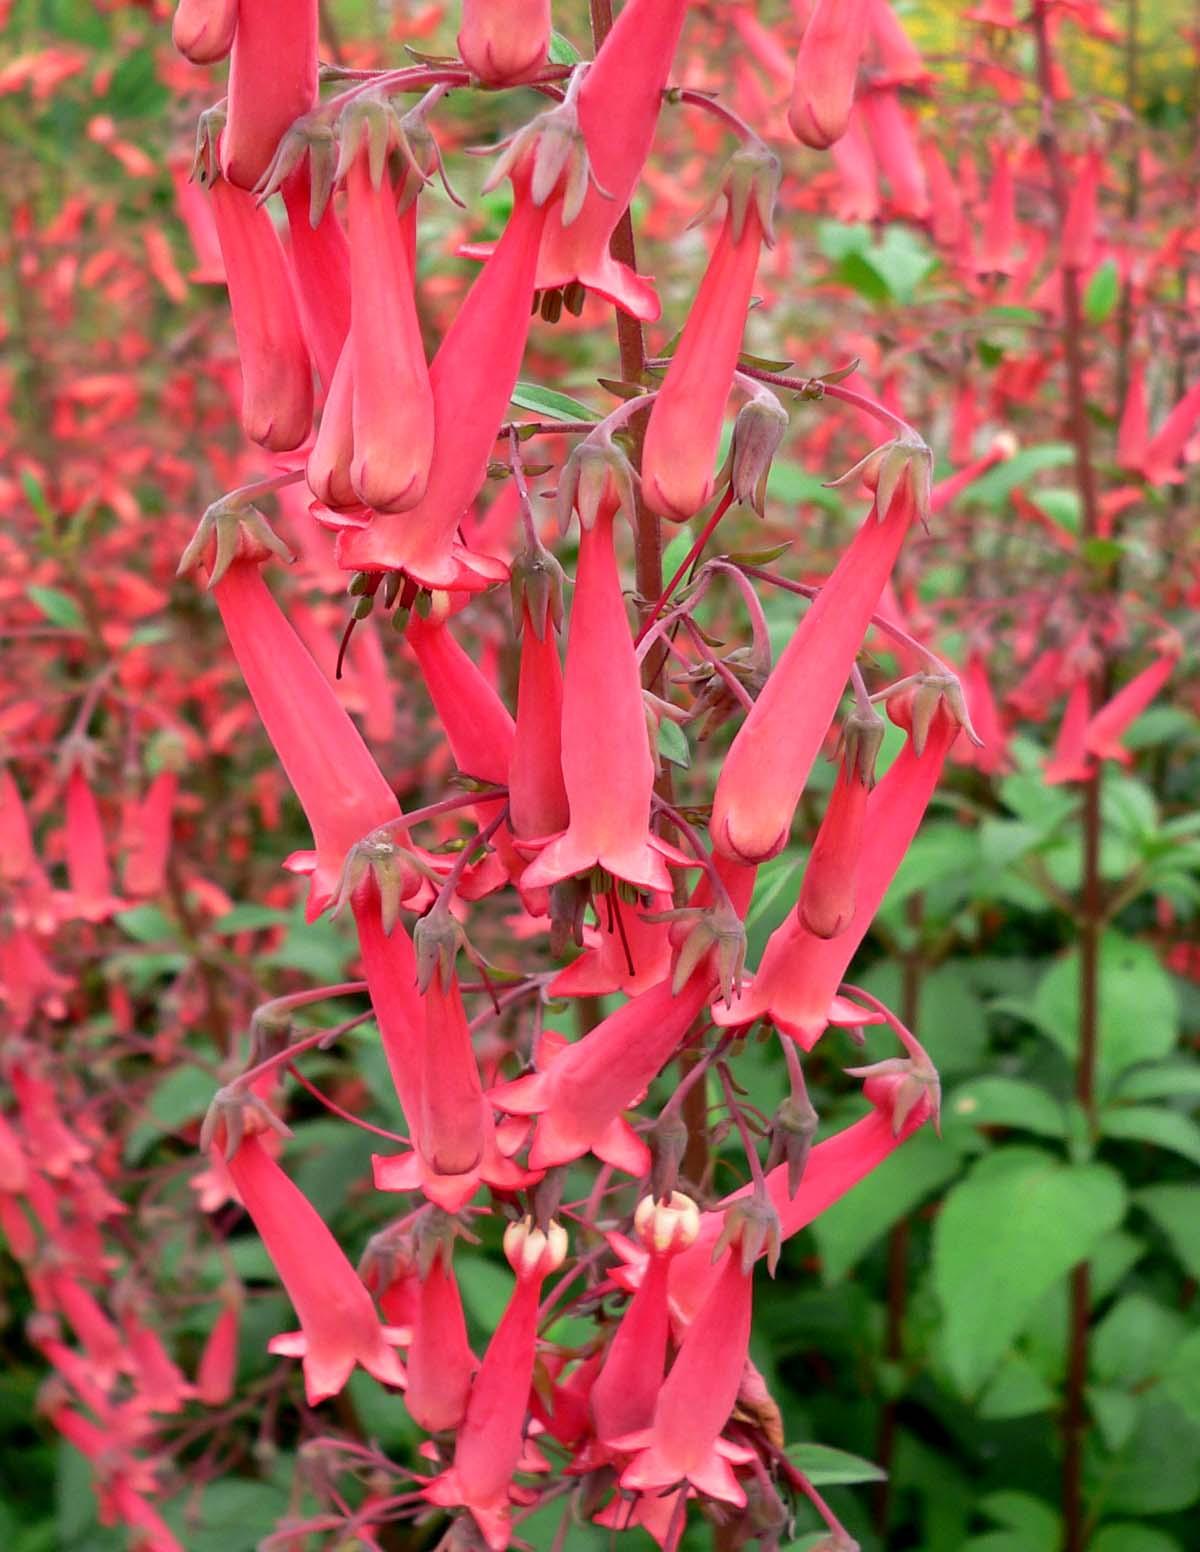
[1115, 1061, 1200, 1104]
[1162, 1329, 1200, 1423]
[1091, 1528, 1182, 1552]
[124, 1063, 216, 1162]
[978, 1490, 1059, 1551]
[1028, 487, 1081, 532]
[746, 851, 805, 961]
[208, 903, 292, 934]
[547, 29, 582, 64]
[27, 585, 84, 630]
[1083, 258, 1120, 323]
[160, 1479, 291, 1552]
[509, 382, 597, 422]
[1101, 1103, 1200, 1166]
[1092, 1293, 1188, 1386]
[855, 961, 987, 1075]
[933, 1147, 1125, 1396]
[1137, 1184, 1200, 1279]
[1031, 933, 1178, 1085]
[948, 1076, 1066, 1138]
[785, 1443, 886, 1485]
[656, 718, 690, 769]
[115, 905, 175, 942]
[966, 443, 1076, 509]
[812, 1127, 960, 1283]
[1091, 1399, 1200, 1514]
[976, 1353, 1057, 1420]
[767, 455, 846, 513]
[1088, 1385, 1141, 1450]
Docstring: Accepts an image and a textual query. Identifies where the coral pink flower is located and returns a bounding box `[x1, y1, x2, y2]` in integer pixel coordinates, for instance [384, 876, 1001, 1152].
[977, 142, 1018, 275]
[281, 166, 351, 392]
[592, 1193, 700, 1446]
[220, 0, 318, 191]
[474, 0, 689, 319]
[211, 558, 404, 917]
[222, 1132, 405, 1404]
[63, 763, 122, 922]
[417, 970, 488, 1185]
[548, 889, 672, 998]
[1061, 147, 1101, 270]
[1, 763, 56, 931]
[121, 770, 176, 899]
[1140, 379, 1200, 485]
[711, 478, 919, 864]
[797, 711, 882, 939]
[172, 0, 237, 64]
[425, 1219, 567, 1549]
[42, 1269, 127, 1383]
[11, 1065, 90, 1178]
[458, 0, 550, 85]
[831, 103, 880, 223]
[306, 335, 358, 512]
[1117, 358, 1148, 472]
[336, 156, 551, 587]
[522, 509, 675, 894]
[195, 1294, 241, 1405]
[508, 599, 569, 849]
[715, 696, 961, 1045]
[0, 928, 71, 1031]
[406, 1241, 477, 1434]
[351, 883, 424, 1127]
[209, 175, 313, 451]
[952, 651, 1011, 775]
[860, 88, 929, 219]
[1084, 650, 1178, 764]
[788, 0, 870, 149]
[1043, 677, 1094, 786]
[407, 615, 515, 787]
[346, 150, 434, 513]
[616, 1236, 756, 1506]
[868, 0, 932, 86]
[491, 969, 713, 1171]
[642, 148, 778, 522]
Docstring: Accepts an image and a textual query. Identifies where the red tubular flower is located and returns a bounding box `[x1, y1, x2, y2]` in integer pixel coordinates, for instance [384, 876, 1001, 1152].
[212, 558, 405, 917]
[1117, 357, 1148, 472]
[711, 475, 921, 864]
[221, 1131, 405, 1404]
[63, 763, 122, 923]
[592, 1193, 699, 1446]
[1061, 146, 1101, 270]
[1, 763, 57, 932]
[350, 885, 423, 1131]
[346, 150, 434, 513]
[548, 889, 672, 998]
[418, 970, 488, 1185]
[831, 103, 880, 222]
[491, 969, 712, 1171]
[407, 615, 515, 786]
[788, 0, 870, 149]
[425, 1219, 567, 1549]
[458, 0, 551, 85]
[860, 88, 929, 220]
[11, 1065, 90, 1178]
[616, 1225, 756, 1506]
[1140, 379, 1200, 485]
[195, 1294, 241, 1405]
[1084, 650, 1179, 764]
[522, 507, 674, 894]
[977, 142, 1017, 276]
[642, 147, 778, 522]
[281, 167, 351, 392]
[525, 0, 689, 319]
[209, 175, 313, 451]
[508, 599, 568, 848]
[715, 691, 961, 1045]
[172, 0, 237, 64]
[220, 0, 318, 191]
[952, 651, 1011, 775]
[306, 335, 358, 511]
[121, 770, 176, 899]
[336, 155, 552, 587]
[797, 707, 883, 939]
[406, 1238, 477, 1434]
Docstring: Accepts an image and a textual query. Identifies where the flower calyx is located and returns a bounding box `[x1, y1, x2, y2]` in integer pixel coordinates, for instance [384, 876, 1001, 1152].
[177, 493, 295, 588]
[510, 532, 567, 640]
[764, 1090, 819, 1198]
[334, 92, 435, 208]
[845, 1050, 942, 1137]
[648, 1105, 690, 1202]
[199, 1083, 293, 1160]
[835, 701, 887, 788]
[826, 428, 933, 529]
[331, 827, 436, 935]
[191, 101, 227, 186]
[483, 66, 608, 226]
[413, 1205, 475, 1278]
[723, 378, 790, 516]
[503, 1214, 568, 1280]
[556, 432, 640, 533]
[693, 139, 781, 246]
[713, 1192, 782, 1276]
[883, 668, 982, 756]
[645, 896, 748, 1008]
[358, 1220, 419, 1294]
[633, 1190, 701, 1256]
[255, 110, 339, 225]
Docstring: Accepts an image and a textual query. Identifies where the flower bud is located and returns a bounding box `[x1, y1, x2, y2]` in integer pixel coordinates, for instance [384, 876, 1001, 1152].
[713, 1194, 782, 1276]
[764, 1090, 819, 1198]
[633, 1191, 700, 1255]
[725, 383, 789, 516]
[503, 1215, 568, 1279]
[458, 0, 551, 87]
[413, 907, 464, 994]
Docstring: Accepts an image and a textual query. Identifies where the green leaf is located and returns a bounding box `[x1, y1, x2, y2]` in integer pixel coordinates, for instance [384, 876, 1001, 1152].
[785, 1443, 886, 1485]
[1115, 1061, 1200, 1104]
[509, 382, 597, 422]
[657, 718, 690, 769]
[1091, 1399, 1200, 1514]
[812, 1126, 960, 1283]
[978, 1490, 1059, 1552]
[932, 1147, 1125, 1397]
[26, 585, 84, 630]
[1088, 1384, 1141, 1450]
[1100, 1104, 1200, 1166]
[1083, 258, 1120, 323]
[1031, 932, 1178, 1086]
[947, 1076, 1066, 1138]
[208, 903, 292, 934]
[547, 29, 582, 64]
[20, 468, 53, 521]
[964, 443, 1076, 509]
[124, 1063, 216, 1162]
[1092, 1293, 1188, 1386]
[1091, 1528, 1182, 1552]
[1137, 1184, 1200, 1279]
[1162, 1329, 1200, 1423]
[115, 905, 175, 943]
[976, 1353, 1057, 1420]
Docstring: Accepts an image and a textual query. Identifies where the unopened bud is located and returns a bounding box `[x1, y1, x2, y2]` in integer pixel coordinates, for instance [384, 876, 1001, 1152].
[713, 1194, 782, 1276]
[648, 1108, 690, 1201]
[633, 1191, 701, 1255]
[845, 1054, 941, 1137]
[725, 383, 789, 516]
[765, 1090, 819, 1197]
[503, 1215, 568, 1279]
[413, 908, 463, 994]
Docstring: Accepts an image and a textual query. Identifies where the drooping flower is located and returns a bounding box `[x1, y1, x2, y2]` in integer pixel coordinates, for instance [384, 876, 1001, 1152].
[507, 543, 569, 849]
[710, 467, 922, 864]
[1140, 379, 1200, 485]
[860, 87, 929, 219]
[425, 1218, 568, 1549]
[1117, 357, 1148, 473]
[220, 0, 318, 192]
[208, 172, 313, 452]
[405, 1220, 477, 1434]
[591, 1193, 700, 1446]
[417, 967, 488, 1188]
[121, 769, 177, 899]
[195, 1292, 241, 1405]
[491, 969, 713, 1172]
[788, 0, 870, 149]
[203, 555, 405, 918]
[172, 0, 237, 64]
[62, 760, 123, 923]
[797, 703, 885, 939]
[1043, 676, 1093, 786]
[458, 0, 551, 85]
[522, 493, 678, 895]
[1084, 649, 1179, 765]
[641, 146, 779, 523]
[977, 142, 1018, 276]
[280, 163, 352, 393]
[220, 1131, 406, 1404]
[306, 334, 358, 512]
[1061, 146, 1101, 270]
